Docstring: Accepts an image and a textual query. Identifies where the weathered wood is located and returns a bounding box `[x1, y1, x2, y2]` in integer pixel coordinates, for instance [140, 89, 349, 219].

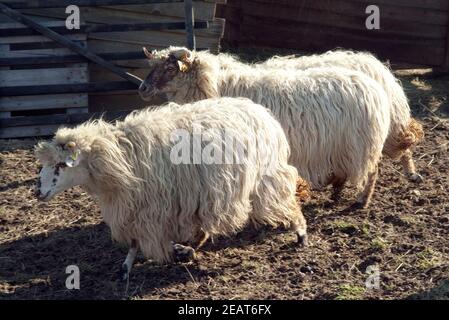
[0, 67, 88, 87]
[0, 51, 146, 66]
[0, 111, 11, 118]
[247, 0, 449, 11]
[0, 94, 88, 112]
[0, 124, 62, 138]
[445, 17, 449, 67]
[0, 33, 86, 44]
[0, 2, 143, 85]
[3, 0, 183, 9]
[20, 6, 217, 38]
[185, 0, 195, 50]
[239, 20, 445, 66]
[0, 81, 138, 96]
[0, 111, 132, 127]
[104, 2, 218, 21]
[218, 0, 449, 67]
[0, 20, 209, 37]
[235, 1, 446, 40]
[87, 30, 217, 51]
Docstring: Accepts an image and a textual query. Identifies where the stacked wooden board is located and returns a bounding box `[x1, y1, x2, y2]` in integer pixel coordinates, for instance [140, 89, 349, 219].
[216, 0, 449, 68]
[0, 0, 225, 138]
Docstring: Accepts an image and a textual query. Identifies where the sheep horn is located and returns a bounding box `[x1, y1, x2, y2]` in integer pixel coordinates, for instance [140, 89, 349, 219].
[143, 47, 154, 59]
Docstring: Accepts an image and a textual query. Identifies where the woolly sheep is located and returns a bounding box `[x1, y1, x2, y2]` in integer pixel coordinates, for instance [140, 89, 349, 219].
[259, 50, 424, 182]
[138, 47, 391, 208]
[35, 97, 308, 280]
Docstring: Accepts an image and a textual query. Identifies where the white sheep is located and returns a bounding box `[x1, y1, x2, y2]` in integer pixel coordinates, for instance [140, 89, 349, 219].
[35, 97, 307, 280]
[259, 50, 424, 182]
[138, 47, 391, 208]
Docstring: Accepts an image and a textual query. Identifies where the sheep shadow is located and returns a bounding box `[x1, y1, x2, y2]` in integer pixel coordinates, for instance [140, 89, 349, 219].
[0, 223, 225, 300]
[0, 178, 36, 192]
[406, 279, 449, 300]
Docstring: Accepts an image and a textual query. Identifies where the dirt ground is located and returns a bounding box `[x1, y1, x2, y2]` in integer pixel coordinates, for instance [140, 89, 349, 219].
[0, 50, 448, 300]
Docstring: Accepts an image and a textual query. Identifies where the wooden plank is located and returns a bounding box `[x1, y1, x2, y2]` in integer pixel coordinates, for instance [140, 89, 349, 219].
[248, 0, 449, 11]
[0, 111, 131, 127]
[0, 94, 88, 112]
[89, 93, 155, 112]
[185, 0, 195, 49]
[89, 64, 149, 82]
[103, 2, 218, 21]
[0, 124, 62, 138]
[445, 20, 449, 67]
[236, 1, 447, 39]
[66, 107, 89, 114]
[0, 51, 145, 66]
[0, 20, 209, 37]
[2, 0, 183, 9]
[0, 3, 143, 86]
[0, 111, 11, 118]
[235, 0, 449, 26]
[0, 67, 88, 87]
[238, 20, 445, 66]
[87, 31, 220, 52]
[21, 7, 218, 38]
[0, 33, 85, 44]
[240, 15, 444, 47]
[0, 81, 138, 96]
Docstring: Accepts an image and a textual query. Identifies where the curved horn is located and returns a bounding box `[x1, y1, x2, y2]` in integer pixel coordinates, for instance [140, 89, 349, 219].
[143, 47, 154, 59]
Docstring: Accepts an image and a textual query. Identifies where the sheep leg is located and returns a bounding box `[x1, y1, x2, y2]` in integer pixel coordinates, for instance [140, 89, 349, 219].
[354, 166, 378, 209]
[172, 230, 209, 262]
[194, 230, 210, 250]
[119, 239, 138, 281]
[400, 149, 423, 183]
[172, 243, 196, 262]
[291, 211, 308, 247]
[330, 175, 347, 201]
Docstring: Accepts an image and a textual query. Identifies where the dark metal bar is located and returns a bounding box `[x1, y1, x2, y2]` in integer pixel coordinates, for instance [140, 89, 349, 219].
[5, 0, 183, 9]
[0, 20, 209, 37]
[0, 2, 143, 86]
[0, 81, 138, 96]
[184, 0, 195, 50]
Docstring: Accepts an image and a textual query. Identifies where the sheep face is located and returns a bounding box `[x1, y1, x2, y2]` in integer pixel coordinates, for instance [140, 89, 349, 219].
[35, 142, 90, 201]
[139, 47, 193, 101]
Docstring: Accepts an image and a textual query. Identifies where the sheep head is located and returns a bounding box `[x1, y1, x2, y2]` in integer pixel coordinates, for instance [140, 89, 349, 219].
[34, 138, 89, 201]
[139, 46, 195, 101]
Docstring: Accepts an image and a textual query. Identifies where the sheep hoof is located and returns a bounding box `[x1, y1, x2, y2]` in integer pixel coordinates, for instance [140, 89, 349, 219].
[350, 201, 367, 211]
[173, 243, 196, 262]
[409, 173, 423, 183]
[118, 264, 129, 282]
[296, 233, 308, 247]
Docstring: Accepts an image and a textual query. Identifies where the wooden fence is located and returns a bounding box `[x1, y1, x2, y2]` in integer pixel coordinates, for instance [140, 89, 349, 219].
[217, 0, 449, 68]
[0, 0, 225, 138]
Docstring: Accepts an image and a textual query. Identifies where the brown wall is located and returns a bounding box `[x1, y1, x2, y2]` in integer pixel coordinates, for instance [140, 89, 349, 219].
[217, 0, 449, 67]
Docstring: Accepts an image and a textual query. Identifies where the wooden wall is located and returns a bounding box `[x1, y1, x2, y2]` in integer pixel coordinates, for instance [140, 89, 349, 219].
[216, 0, 449, 68]
[0, 0, 224, 138]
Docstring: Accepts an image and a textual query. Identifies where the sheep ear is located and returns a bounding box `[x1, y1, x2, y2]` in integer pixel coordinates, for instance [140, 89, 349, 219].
[177, 60, 190, 73]
[65, 150, 81, 167]
[143, 47, 154, 59]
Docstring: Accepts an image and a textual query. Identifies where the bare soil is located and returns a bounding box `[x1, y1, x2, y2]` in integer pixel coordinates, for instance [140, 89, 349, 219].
[0, 52, 448, 300]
